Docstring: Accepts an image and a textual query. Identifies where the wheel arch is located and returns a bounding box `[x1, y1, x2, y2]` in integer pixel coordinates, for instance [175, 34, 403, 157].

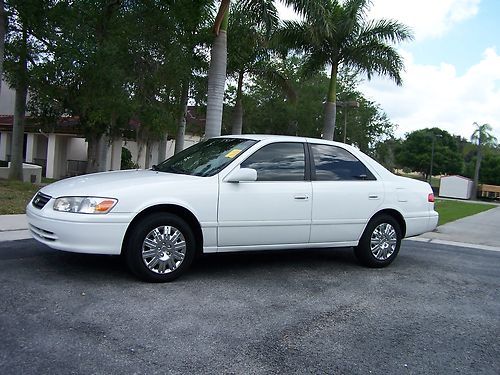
[368, 208, 406, 238]
[121, 204, 203, 256]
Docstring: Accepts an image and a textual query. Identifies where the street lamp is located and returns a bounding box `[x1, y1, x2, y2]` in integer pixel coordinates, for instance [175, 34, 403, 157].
[336, 100, 359, 143]
[429, 133, 443, 184]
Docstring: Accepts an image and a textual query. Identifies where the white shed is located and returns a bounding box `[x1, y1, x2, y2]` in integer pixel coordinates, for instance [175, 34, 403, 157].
[439, 175, 474, 199]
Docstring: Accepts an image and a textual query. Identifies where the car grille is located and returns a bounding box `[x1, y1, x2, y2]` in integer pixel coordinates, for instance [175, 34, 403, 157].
[29, 224, 57, 242]
[32, 192, 52, 209]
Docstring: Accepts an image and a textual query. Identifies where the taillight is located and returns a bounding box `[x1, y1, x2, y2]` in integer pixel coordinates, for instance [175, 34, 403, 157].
[428, 193, 435, 202]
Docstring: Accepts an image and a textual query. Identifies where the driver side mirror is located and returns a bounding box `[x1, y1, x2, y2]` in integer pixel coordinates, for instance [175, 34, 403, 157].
[225, 167, 257, 183]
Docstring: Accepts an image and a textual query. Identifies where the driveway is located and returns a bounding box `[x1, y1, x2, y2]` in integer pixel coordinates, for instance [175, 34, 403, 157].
[417, 206, 500, 249]
[0, 239, 499, 374]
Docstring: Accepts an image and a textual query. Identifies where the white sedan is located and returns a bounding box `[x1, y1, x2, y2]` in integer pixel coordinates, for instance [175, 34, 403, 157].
[27, 135, 438, 282]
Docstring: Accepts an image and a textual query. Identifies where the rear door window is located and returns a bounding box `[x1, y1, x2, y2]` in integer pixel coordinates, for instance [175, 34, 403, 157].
[310, 144, 376, 181]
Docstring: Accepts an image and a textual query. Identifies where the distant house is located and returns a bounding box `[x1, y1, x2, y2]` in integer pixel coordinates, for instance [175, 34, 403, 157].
[439, 175, 474, 200]
[0, 81, 204, 179]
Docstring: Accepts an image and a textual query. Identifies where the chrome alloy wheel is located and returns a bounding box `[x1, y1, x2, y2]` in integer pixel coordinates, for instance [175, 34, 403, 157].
[370, 223, 398, 261]
[141, 226, 186, 274]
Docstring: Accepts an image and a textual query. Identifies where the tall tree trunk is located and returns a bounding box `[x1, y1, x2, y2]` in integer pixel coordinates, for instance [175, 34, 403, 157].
[0, 0, 6, 95]
[175, 82, 189, 154]
[157, 133, 168, 162]
[86, 132, 108, 173]
[322, 63, 338, 140]
[205, 10, 228, 139]
[8, 27, 28, 181]
[473, 139, 482, 199]
[145, 139, 152, 168]
[86, 133, 101, 173]
[231, 70, 244, 135]
[96, 134, 108, 172]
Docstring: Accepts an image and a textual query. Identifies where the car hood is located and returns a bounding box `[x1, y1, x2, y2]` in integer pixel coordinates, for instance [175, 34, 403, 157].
[40, 169, 203, 198]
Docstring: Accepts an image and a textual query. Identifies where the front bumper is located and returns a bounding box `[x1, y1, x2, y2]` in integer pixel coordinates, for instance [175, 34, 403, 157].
[26, 201, 131, 255]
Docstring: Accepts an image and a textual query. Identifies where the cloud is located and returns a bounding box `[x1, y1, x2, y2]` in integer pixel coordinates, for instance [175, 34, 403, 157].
[368, 0, 480, 41]
[277, 0, 481, 41]
[360, 47, 500, 140]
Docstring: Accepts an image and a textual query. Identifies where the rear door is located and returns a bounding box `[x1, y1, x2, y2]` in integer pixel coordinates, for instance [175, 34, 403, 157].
[309, 143, 384, 243]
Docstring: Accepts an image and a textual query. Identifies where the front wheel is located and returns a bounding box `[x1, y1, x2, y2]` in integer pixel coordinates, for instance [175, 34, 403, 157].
[124, 213, 195, 282]
[354, 214, 402, 268]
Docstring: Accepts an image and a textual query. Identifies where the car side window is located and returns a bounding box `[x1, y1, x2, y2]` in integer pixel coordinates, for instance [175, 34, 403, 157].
[311, 144, 376, 181]
[241, 142, 306, 181]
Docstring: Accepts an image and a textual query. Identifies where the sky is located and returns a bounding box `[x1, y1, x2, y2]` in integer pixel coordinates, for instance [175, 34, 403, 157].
[277, 0, 500, 141]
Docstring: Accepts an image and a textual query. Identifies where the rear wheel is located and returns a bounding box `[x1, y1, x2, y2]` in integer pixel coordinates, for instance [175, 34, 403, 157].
[125, 213, 195, 282]
[354, 214, 402, 268]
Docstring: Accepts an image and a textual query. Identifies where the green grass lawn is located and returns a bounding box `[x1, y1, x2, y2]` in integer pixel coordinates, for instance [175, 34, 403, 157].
[434, 199, 496, 226]
[0, 179, 40, 215]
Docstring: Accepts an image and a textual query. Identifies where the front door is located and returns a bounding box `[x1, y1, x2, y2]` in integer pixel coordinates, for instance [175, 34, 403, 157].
[218, 142, 312, 248]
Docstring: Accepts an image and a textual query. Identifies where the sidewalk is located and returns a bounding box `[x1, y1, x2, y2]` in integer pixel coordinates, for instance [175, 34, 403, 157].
[408, 206, 500, 252]
[1, 207, 500, 251]
[0, 214, 30, 242]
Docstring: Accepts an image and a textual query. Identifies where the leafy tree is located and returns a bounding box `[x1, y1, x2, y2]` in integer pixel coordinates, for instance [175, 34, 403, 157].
[0, 0, 6, 95]
[28, 1, 212, 171]
[374, 137, 402, 172]
[279, 0, 412, 140]
[478, 152, 500, 186]
[4, 0, 58, 180]
[396, 128, 462, 179]
[471, 122, 497, 195]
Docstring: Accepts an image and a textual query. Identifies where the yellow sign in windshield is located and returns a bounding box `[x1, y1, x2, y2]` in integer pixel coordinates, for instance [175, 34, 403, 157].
[225, 149, 242, 158]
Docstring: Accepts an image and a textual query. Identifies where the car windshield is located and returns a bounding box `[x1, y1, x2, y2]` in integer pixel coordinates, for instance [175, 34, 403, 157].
[154, 138, 257, 177]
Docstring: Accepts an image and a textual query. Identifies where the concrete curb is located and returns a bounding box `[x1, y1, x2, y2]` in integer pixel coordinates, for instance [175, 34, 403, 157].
[405, 237, 500, 252]
[0, 230, 31, 242]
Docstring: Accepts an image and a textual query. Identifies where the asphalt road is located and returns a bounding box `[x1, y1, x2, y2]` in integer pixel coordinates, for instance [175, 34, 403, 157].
[0, 239, 499, 375]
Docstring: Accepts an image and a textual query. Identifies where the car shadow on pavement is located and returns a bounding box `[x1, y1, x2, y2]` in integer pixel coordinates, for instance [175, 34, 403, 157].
[2, 239, 364, 282]
[60, 247, 361, 282]
[188, 247, 360, 278]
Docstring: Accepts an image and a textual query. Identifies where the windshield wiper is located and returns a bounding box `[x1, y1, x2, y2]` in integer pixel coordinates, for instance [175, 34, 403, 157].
[161, 165, 189, 175]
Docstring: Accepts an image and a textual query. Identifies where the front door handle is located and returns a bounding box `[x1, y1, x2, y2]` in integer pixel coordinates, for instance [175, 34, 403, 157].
[368, 194, 380, 200]
[294, 195, 309, 200]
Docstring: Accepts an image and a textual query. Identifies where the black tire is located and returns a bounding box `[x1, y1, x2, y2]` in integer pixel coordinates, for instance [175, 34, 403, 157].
[125, 213, 195, 282]
[354, 214, 402, 268]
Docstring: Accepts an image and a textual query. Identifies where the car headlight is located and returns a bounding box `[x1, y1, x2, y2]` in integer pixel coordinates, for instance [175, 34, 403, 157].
[53, 197, 118, 214]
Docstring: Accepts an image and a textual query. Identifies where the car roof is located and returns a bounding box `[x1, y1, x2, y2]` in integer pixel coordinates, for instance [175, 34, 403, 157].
[217, 134, 349, 148]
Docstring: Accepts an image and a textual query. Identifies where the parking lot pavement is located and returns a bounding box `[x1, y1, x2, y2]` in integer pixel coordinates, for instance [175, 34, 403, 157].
[0, 239, 499, 374]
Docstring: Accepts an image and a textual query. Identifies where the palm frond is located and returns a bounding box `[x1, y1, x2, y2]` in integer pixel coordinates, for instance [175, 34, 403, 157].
[282, 0, 337, 37]
[343, 41, 405, 85]
[240, 0, 279, 36]
[358, 19, 414, 44]
[471, 123, 497, 145]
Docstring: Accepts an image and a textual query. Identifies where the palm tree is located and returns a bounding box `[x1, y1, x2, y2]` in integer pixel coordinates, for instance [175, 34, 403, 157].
[205, 0, 324, 138]
[280, 0, 413, 140]
[471, 122, 497, 198]
[227, 8, 296, 134]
